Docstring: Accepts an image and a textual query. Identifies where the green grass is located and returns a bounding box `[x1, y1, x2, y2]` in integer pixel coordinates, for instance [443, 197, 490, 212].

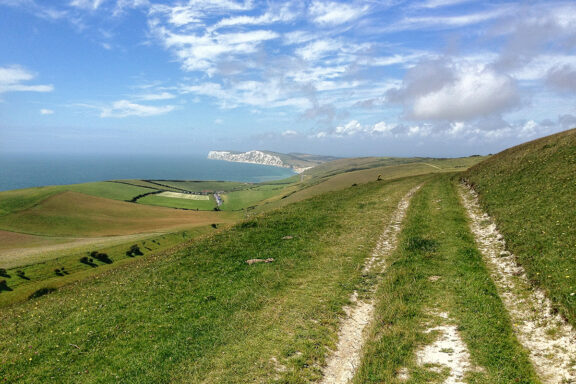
[353, 174, 538, 383]
[0, 182, 153, 217]
[147, 180, 250, 193]
[0, 176, 423, 383]
[138, 194, 217, 210]
[0, 227, 215, 308]
[464, 128, 576, 326]
[220, 184, 289, 211]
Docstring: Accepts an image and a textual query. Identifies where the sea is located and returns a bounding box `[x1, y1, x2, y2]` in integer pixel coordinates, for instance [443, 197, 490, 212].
[0, 154, 296, 192]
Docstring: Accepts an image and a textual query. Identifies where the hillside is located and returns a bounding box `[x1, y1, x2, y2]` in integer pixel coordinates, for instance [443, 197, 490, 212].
[3, 140, 575, 382]
[464, 128, 576, 325]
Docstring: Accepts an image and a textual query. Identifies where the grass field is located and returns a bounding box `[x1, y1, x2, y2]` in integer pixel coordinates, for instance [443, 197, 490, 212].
[464, 128, 576, 326]
[0, 191, 234, 236]
[0, 176, 425, 383]
[138, 193, 217, 210]
[0, 182, 153, 217]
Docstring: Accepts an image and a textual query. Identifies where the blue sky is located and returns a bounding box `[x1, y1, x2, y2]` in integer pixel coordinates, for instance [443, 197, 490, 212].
[1, 0, 576, 157]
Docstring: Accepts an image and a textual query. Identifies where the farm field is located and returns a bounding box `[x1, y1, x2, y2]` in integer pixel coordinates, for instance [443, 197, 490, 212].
[138, 193, 217, 211]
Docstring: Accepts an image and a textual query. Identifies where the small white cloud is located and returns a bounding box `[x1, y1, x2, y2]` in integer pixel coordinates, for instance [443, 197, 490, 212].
[214, 118, 223, 124]
[100, 100, 175, 118]
[282, 129, 298, 136]
[69, 0, 107, 10]
[309, 1, 368, 26]
[136, 92, 177, 101]
[295, 39, 342, 61]
[0, 65, 53, 94]
[40, 108, 54, 115]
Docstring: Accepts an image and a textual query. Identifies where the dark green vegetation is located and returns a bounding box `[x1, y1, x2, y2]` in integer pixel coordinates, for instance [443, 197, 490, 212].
[465, 128, 576, 326]
[354, 175, 538, 383]
[0, 175, 423, 383]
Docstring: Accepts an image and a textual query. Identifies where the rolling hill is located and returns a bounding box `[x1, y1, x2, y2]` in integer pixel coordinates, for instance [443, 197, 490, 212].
[1, 133, 575, 383]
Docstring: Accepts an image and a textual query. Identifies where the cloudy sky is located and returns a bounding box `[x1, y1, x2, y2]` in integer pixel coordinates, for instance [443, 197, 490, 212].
[1, 0, 575, 157]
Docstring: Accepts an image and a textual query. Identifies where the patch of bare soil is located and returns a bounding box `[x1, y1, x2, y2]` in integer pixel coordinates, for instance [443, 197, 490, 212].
[412, 312, 476, 384]
[320, 185, 421, 384]
[460, 184, 576, 383]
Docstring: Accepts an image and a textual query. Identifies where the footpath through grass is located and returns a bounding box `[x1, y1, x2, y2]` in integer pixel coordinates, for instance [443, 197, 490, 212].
[353, 174, 539, 383]
[0, 175, 424, 383]
[464, 128, 576, 326]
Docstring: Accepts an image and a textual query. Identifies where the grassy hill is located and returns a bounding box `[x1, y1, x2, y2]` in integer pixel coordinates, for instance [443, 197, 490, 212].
[8, 143, 574, 382]
[0, 175, 426, 383]
[464, 128, 576, 325]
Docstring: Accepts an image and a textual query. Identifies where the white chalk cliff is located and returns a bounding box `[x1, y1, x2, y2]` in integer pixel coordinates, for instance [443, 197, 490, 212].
[207, 150, 311, 173]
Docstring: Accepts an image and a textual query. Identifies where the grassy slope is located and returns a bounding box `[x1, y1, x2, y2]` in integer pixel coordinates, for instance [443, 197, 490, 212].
[464, 128, 576, 325]
[0, 227, 215, 308]
[257, 156, 486, 212]
[0, 182, 152, 217]
[0, 176, 425, 383]
[354, 174, 538, 383]
[0, 191, 234, 236]
[138, 194, 217, 210]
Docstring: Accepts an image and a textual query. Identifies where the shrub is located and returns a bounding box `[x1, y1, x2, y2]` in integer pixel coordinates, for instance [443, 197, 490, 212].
[0, 279, 11, 292]
[28, 287, 56, 299]
[126, 244, 143, 257]
[0, 268, 7, 277]
[211, 223, 218, 229]
[92, 252, 113, 264]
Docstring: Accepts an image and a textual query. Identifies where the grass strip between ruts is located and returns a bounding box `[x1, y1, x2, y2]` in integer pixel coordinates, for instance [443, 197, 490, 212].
[353, 174, 539, 384]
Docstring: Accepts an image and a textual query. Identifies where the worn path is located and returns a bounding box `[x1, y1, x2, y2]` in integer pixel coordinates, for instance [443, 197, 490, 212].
[320, 185, 421, 384]
[460, 184, 576, 383]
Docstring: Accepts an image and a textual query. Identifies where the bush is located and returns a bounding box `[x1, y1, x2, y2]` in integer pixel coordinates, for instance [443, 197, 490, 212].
[0, 268, 7, 277]
[91, 252, 113, 264]
[28, 287, 56, 299]
[0, 279, 11, 292]
[80, 257, 96, 267]
[126, 244, 143, 257]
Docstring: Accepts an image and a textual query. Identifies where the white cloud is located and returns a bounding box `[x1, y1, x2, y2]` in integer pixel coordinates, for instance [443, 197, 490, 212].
[156, 28, 279, 73]
[389, 61, 520, 121]
[100, 100, 175, 118]
[0, 65, 53, 94]
[212, 3, 297, 30]
[69, 0, 107, 10]
[295, 39, 342, 62]
[412, 67, 519, 120]
[40, 108, 54, 115]
[309, 1, 368, 26]
[418, 0, 475, 9]
[150, 0, 254, 28]
[136, 92, 177, 101]
[391, 8, 511, 31]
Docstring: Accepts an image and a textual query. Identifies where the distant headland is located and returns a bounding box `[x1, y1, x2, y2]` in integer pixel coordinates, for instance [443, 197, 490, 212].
[207, 150, 340, 174]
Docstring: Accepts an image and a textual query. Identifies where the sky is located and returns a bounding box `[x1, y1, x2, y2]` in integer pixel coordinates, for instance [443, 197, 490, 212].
[1, 0, 576, 157]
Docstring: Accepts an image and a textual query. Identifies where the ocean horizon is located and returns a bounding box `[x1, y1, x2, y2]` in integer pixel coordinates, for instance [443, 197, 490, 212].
[0, 154, 296, 192]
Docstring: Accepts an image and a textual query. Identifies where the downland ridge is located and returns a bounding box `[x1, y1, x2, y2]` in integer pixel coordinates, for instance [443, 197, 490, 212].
[0, 129, 574, 383]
